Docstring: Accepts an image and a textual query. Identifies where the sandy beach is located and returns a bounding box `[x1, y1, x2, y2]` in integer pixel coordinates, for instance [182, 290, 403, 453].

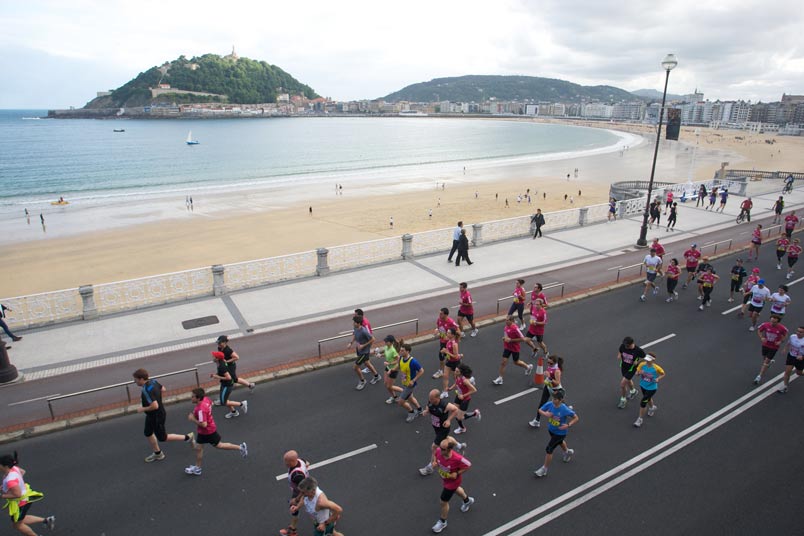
[2, 122, 803, 297]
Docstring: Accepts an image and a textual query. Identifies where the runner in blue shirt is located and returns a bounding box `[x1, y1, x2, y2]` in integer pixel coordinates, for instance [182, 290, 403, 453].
[633, 354, 666, 428]
[533, 390, 579, 478]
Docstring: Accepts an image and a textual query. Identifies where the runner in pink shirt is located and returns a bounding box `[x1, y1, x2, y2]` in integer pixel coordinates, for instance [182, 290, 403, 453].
[738, 268, 761, 317]
[184, 387, 248, 476]
[507, 279, 527, 327]
[664, 258, 681, 302]
[528, 283, 549, 310]
[682, 244, 701, 289]
[784, 211, 799, 239]
[748, 224, 762, 262]
[492, 315, 536, 385]
[664, 190, 673, 214]
[526, 299, 549, 357]
[457, 282, 478, 337]
[776, 235, 790, 270]
[354, 308, 372, 333]
[753, 315, 789, 385]
[434, 308, 461, 379]
[429, 438, 474, 533]
[787, 238, 801, 280]
[439, 328, 462, 398]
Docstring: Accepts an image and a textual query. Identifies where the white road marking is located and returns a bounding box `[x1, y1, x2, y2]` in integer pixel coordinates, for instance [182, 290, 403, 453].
[274, 444, 378, 481]
[641, 333, 676, 348]
[8, 394, 61, 407]
[606, 265, 623, 271]
[721, 305, 742, 315]
[484, 373, 789, 536]
[494, 387, 538, 406]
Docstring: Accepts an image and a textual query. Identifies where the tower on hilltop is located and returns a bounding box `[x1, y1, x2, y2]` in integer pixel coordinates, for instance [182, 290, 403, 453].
[225, 46, 239, 61]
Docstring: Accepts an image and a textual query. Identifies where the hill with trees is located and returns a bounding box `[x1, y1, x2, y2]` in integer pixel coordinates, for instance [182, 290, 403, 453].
[84, 53, 319, 108]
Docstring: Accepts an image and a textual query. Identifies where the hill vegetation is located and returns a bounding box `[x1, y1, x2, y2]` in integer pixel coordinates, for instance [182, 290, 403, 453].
[85, 54, 319, 108]
[382, 75, 642, 103]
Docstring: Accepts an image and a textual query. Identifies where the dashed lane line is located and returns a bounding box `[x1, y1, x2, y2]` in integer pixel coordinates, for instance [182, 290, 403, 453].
[274, 444, 378, 481]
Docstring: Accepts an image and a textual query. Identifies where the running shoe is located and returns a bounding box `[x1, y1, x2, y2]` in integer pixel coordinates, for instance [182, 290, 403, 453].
[470, 329, 478, 337]
[370, 375, 382, 385]
[778, 386, 789, 394]
[213, 400, 222, 406]
[647, 405, 657, 417]
[240, 442, 249, 458]
[787, 273, 793, 280]
[633, 417, 643, 428]
[525, 363, 534, 375]
[640, 295, 646, 302]
[666, 297, 673, 303]
[617, 397, 627, 409]
[474, 409, 481, 421]
[248, 382, 256, 391]
[241, 400, 248, 414]
[432, 369, 444, 379]
[45, 516, 56, 531]
[728, 297, 734, 302]
[682, 283, 688, 289]
[188, 432, 196, 449]
[697, 295, 703, 300]
[529, 417, 541, 428]
[355, 380, 367, 390]
[753, 375, 762, 385]
[460, 497, 475, 512]
[386, 396, 398, 404]
[439, 391, 449, 399]
[492, 376, 504, 385]
[748, 326, 755, 332]
[777, 264, 781, 270]
[653, 287, 659, 296]
[144, 451, 166, 463]
[533, 466, 548, 477]
[405, 412, 418, 423]
[454, 427, 467, 435]
[419, 464, 434, 476]
[432, 519, 448, 533]
[225, 410, 240, 419]
[698, 304, 704, 311]
[360, 367, 370, 374]
[414, 407, 424, 416]
[184, 465, 202, 475]
[562, 448, 575, 463]
[706, 301, 711, 307]
[628, 388, 638, 399]
[457, 442, 468, 452]
[279, 527, 298, 536]
[674, 291, 679, 298]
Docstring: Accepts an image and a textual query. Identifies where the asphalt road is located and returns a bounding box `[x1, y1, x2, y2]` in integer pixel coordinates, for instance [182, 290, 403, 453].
[7, 242, 804, 535]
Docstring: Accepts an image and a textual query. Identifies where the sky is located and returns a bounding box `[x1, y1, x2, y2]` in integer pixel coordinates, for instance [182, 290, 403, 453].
[1, 0, 802, 108]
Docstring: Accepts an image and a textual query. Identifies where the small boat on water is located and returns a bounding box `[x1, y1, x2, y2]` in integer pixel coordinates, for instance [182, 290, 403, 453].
[186, 131, 200, 145]
[51, 196, 69, 206]
[113, 129, 125, 132]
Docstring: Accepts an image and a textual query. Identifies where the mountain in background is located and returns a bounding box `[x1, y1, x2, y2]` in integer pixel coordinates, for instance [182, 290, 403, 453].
[630, 88, 685, 101]
[382, 75, 642, 103]
[84, 52, 319, 108]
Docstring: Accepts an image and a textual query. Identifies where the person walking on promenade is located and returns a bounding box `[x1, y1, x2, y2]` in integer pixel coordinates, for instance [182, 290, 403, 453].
[608, 198, 617, 222]
[291, 477, 344, 536]
[532, 208, 546, 238]
[216, 335, 256, 391]
[748, 224, 763, 262]
[457, 283, 478, 337]
[1, 452, 56, 535]
[279, 450, 311, 536]
[738, 269, 762, 318]
[396, 343, 424, 422]
[778, 326, 804, 393]
[210, 352, 249, 419]
[739, 197, 753, 222]
[184, 388, 248, 476]
[633, 353, 665, 428]
[492, 315, 535, 385]
[746, 279, 772, 331]
[447, 222, 463, 263]
[529, 355, 563, 428]
[787, 238, 802, 280]
[784, 210, 799, 239]
[455, 228, 472, 266]
[773, 196, 785, 225]
[648, 199, 661, 229]
[508, 279, 526, 327]
[728, 258, 748, 303]
[717, 189, 728, 212]
[696, 184, 707, 207]
[0, 304, 22, 345]
[439, 328, 461, 398]
[430, 438, 474, 533]
[776, 234, 790, 270]
[526, 299, 549, 357]
[419, 390, 464, 476]
[132, 368, 195, 463]
[666, 202, 678, 231]
[682, 244, 701, 289]
[617, 336, 646, 408]
[706, 187, 717, 210]
[640, 248, 663, 302]
[664, 258, 681, 302]
[434, 308, 461, 380]
[533, 389, 578, 478]
[347, 315, 380, 390]
[753, 315, 788, 385]
[381, 335, 402, 404]
[450, 363, 479, 435]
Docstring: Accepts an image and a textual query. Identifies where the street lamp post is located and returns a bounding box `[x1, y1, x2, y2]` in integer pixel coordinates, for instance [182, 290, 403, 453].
[636, 54, 678, 247]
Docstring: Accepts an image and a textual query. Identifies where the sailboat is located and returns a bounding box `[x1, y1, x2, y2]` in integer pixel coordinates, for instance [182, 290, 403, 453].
[186, 131, 200, 145]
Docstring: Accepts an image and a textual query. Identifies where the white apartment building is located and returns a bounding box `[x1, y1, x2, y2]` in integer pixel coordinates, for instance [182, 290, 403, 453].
[611, 102, 645, 120]
[581, 103, 613, 118]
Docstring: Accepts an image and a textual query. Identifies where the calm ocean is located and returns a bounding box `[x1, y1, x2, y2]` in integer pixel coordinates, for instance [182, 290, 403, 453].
[0, 110, 624, 211]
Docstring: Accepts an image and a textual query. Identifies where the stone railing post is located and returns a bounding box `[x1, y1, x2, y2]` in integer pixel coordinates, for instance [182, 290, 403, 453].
[401, 234, 414, 259]
[316, 248, 330, 276]
[618, 201, 628, 220]
[211, 265, 226, 296]
[79, 284, 98, 320]
[578, 207, 589, 226]
[471, 223, 483, 247]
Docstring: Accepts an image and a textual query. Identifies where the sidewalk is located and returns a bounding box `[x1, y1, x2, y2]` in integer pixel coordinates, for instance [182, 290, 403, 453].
[7, 185, 801, 382]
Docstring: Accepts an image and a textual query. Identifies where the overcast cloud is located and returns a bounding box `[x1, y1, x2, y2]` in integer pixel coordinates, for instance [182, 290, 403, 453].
[1, 0, 802, 108]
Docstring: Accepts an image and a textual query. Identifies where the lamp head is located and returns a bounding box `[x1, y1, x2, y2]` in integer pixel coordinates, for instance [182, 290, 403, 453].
[661, 54, 678, 72]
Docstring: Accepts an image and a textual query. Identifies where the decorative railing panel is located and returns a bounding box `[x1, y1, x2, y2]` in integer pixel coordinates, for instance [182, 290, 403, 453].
[224, 251, 318, 291]
[1, 289, 82, 328]
[96, 268, 213, 314]
[328, 237, 402, 271]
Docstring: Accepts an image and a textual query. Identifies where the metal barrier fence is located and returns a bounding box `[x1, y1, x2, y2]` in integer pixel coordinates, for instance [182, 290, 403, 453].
[317, 318, 419, 358]
[496, 282, 565, 314]
[699, 239, 734, 256]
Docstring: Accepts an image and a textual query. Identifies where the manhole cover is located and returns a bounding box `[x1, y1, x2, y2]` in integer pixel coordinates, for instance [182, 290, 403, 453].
[182, 316, 220, 330]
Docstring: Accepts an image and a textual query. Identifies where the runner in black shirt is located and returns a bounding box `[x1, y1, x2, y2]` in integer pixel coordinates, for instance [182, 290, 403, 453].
[729, 259, 747, 302]
[616, 337, 646, 409]
[419, 389, 464, 476]
[216, 335, 255, 391]
[132, 368, 194, 463]
[211, 352, 249, 419]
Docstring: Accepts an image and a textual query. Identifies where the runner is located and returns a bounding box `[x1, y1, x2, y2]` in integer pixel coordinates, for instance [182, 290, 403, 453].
[529, 355, 564, 428]
[739, 197, 753, 222]
[608, 198, 617, 222]
[776, 234, 790, 270]
[381, 335, 403, 404]
[347, 315, 381, 390]
[617, 336, 646, 408]
[526, 299, 549, 357]
[748, 224, 763, 262]
[0, 452, 55, 535]
[651, 238, 666, 259]
[769, 285, 792, 319]
[717, 189, 728, 213]
[682, 244, 701, 289]
[778, 326, 804, 393]
[450, 363, 480, 434]
[787, 238, 802, 280]
[772, 196, 785, 225]
[216, 335, 256, 391]
[648, 199, 661, 229]
[753, 315, 789, 385]
[132, 368, 195, 462]
[507, 279, 527, 328]
[640, 248, 663, 302]
[664, 190, 673, 215]
[738, 268, 762, 318]
[430, 438, 474, 533]
[707, 187, 717, 210]
[664, 258, 681, 302]
[694, 256, 715, 300]
[184, 387, 248, 476]
[492, 315, 536, 385]
[210, 351, 248, 418]
[279, 450, 311, 536]
[434, 307, 461, 380]
[698, 266, 719, 311]
[440, 328, 462, 398]
[784, 210, 799, 239]
[696, 184, 707, 207]
[728, 258, 748, 303]
[633, 353, 665, 428]
[396, 343, 425, 422]
[533, 389, 579, 478]
[291, 477, 344, 536]
[457, 282, 478, 337]
[528, 283, 549, 310]
[354, 308, 372, 333]
[419, 390, 465, 476]
[746, 279, 771, 331]
[666, 202, 678, 231]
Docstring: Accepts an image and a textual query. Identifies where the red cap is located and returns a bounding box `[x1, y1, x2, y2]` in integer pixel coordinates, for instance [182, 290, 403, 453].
[212, 351, 225, 360]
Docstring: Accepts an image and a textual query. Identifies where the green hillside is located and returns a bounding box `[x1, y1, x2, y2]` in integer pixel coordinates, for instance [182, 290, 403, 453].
[383, 75, 640, 103]
[85, 53, 319, 108]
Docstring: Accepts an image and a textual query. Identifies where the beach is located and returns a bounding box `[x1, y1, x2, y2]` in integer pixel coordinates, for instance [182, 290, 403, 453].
[1, 122, 803, 297]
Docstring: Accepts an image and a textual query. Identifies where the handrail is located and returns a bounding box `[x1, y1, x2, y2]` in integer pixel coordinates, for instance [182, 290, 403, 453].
[317, 318, 419, 358]
[616, 263, 644, 282]
[764, 224, 782, 238]
[46, 367, 200, 421]
[496, 282, 565, 314]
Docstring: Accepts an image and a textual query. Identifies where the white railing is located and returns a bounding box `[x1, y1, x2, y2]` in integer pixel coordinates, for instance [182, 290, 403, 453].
[328, 236, 402, 271]
[620, 196, 649, 217]
[224, 251, 318, 291]
[586, 202, 613, 223]
[96, 267, 213, 314]
[411, 227, 453, 256]
[0, 289, 83, 328]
